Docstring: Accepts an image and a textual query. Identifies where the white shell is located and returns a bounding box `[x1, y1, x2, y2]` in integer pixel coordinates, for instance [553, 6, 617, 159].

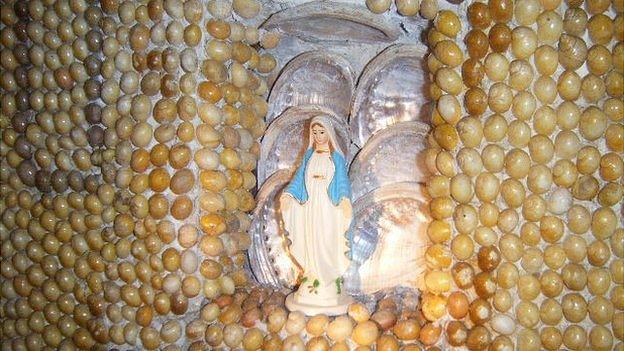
[261, 1, 400, 44]
[547, 187, 573, 215]
[180, 250, 198, 274]
[237, 128, 254, 150]
[257, 105, 351, 187]
[490, 314, 516, 335]
[207, 0, 232, 19]
[350, 44, 430, 147]
[349, 121, 430, 201]
[266, 51, 356, 124]
[195, 148, 220, 170]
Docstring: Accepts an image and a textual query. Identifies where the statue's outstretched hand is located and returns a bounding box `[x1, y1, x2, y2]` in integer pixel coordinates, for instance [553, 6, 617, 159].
[339, 198, 352, 219]
[279, 193, 291, 212]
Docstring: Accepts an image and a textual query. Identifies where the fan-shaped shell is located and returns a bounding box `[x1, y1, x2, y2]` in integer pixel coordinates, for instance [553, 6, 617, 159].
[349, 121, 430, 201]
[266, 51, 356, 124]
[344, 182, 429, 295]
[350, 44, 430, 147]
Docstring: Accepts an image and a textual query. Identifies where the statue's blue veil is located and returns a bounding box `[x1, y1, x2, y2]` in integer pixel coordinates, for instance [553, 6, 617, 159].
[283, 116, 351, 206]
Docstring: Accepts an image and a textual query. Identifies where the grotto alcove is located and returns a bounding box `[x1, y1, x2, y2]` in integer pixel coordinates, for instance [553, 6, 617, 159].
[248, 0, 433, 308]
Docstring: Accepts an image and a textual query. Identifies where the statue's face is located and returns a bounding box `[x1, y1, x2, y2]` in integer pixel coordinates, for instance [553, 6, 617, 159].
[311, 124, 329, 146]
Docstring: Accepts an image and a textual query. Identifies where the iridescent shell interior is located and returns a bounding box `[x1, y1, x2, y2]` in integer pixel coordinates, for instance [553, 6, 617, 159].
[248, 170, 299, 288]
[350, 44, 431, 147]
[349, 121, 431, 201]
[265, 51, 356, 124]
[346, 182, 429, 295]
[261, 1, 400, 44]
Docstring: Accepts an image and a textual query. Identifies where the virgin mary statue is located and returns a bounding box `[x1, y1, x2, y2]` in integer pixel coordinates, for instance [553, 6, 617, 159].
[279, 115, 354, 315]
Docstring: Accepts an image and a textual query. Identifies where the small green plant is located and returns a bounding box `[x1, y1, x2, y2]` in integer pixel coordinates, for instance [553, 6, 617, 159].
[307, 279, 320, 294]
[335, 277, 344, 294]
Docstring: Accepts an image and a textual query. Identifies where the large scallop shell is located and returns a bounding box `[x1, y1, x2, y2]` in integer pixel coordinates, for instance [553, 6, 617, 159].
[344, 182, 429, 295]
[247, 170, 299, 288]
[261, 1, 400, 44]
[266, 51, 356, 124]
[350, 44, 430, 147]
[349, 121, 430, 201]
[257, 105, 351, 187]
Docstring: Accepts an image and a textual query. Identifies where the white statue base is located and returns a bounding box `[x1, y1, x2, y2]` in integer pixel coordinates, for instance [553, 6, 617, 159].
[285, 284, 354, 316]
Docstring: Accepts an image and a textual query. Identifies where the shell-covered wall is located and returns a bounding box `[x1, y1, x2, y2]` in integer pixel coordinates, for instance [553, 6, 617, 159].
[421, 0, 623, 349]
[0, 0, 622, 351]
[1, 0, 274, 349]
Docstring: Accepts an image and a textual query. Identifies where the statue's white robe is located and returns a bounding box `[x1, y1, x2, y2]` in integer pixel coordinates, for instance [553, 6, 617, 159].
[282, 151, 351, 304]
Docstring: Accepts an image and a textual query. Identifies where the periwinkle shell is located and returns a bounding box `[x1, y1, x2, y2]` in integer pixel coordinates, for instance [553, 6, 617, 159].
[558, 34, 588, 70]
